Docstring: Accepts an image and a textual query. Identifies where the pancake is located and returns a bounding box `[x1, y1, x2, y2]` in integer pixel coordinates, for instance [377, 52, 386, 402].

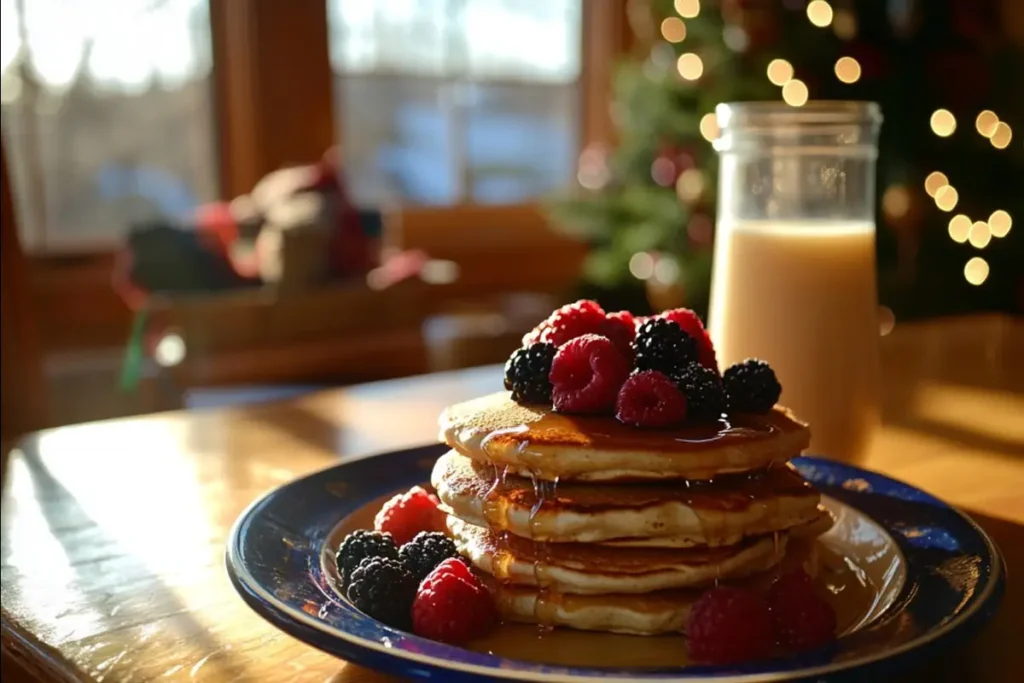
[433, 450, 825, 546]
[439, 392, 810, 482]
[482, 540, 823, 635]
[447, 516, 788, 594]
[488, 581, 696, 635]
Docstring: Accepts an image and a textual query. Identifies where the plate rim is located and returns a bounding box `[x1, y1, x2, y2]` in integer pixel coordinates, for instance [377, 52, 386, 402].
[226, 449, 1006, 683]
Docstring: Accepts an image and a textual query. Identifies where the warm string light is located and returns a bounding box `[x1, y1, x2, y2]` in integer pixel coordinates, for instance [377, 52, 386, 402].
[699, 113, 720, 141]
[806, 0, 834, 28]
[924, 171, 948, 198]
[990, 122, 1012, 149]
[834, 56, 861, 84]
[930, 109, 956, 137]
[975, 110, 999, 137]
[948, 215, 971, 243]
[969, 221, 992, 249]
[948, 210, 1012, 247]
[782, 79, 809, 107]
[988, 210, 1012, 238]
[766, 59, 794, 86]
[676, 52, 704, 80]
[661, 17, 687, 43]
[882, 185, 910, 220]
[674, 0, 700, 19]
[934, 185, 959, 212]
[964, 257, 989, 286]
[676, 168, 705, 203]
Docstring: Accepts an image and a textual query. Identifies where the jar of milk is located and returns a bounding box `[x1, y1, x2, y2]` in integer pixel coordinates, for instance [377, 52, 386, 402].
[709, 101, 883, 464]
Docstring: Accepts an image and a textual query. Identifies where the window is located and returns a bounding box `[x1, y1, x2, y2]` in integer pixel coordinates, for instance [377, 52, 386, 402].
[0, 0, 217, 252]
[328, 0, 583, 206]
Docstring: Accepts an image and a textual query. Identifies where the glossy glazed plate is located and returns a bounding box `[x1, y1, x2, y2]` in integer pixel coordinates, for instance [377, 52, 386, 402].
[226, 445, 1005, 682]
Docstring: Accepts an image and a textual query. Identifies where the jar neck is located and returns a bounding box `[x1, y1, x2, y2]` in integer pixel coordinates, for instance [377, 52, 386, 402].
[714, 101, 882, 157]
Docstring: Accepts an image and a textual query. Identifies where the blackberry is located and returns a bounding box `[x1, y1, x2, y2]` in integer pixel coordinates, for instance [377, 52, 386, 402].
[346, 556, 417, 629]
[633, 319, 698, 375]
[671, 363, 728, 422]
[504, 342, 557, 404]
[399, 531, 460, 583]
[723, 359, 782, 414]
[336, 530, 398, 588]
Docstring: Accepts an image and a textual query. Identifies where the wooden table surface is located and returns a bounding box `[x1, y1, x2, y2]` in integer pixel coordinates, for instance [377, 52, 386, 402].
[2, 316, 1023, 683]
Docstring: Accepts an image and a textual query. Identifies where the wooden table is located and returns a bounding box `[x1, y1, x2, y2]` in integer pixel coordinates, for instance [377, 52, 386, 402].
[2, 316, 1023, 682]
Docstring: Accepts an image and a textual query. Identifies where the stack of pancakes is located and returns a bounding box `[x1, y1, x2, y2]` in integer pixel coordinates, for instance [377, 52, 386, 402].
[432, 391, 832, 636]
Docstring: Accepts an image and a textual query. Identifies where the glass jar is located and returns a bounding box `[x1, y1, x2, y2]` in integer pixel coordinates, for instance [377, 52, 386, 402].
[708, 101, 883, 464]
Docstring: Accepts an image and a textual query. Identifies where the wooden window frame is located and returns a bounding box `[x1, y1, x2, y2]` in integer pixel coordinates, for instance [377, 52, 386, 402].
[24, 0, 632, 353]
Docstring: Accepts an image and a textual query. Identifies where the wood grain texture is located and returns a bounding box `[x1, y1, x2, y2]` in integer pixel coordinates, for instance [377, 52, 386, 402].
[2, 317, 1022, 682]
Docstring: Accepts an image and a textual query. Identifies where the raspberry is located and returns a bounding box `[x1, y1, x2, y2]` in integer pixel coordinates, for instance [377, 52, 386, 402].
[347, 556, 418, 629]
[336, 530, 399, 589]
[399, 531, 460, 583]
[412, 558, 497, 644]
[723, 359, 782, 414]
[660, 308, 718, 372]
[522, 299, 607, 348]
[686, 586, 773, 664]
[374, 486, 446, 546]
[633, 318, 698, 375]
[602, 310, 636, 358]
[549, 334, 630, 414]
[616, 371, 688, 428]
[670, 363, 728, 422]
[504, 342, 557, 404]
[767, 570, 837, 652]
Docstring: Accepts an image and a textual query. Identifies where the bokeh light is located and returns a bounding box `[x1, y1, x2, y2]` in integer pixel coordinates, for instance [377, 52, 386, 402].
[782, 79, 809, 107]
[968, 221, 991, 249]
[767, 59, 794, 86]
[699, 113, 719, 141]
[661, 17, 687, 43]
[990, 122, 1012, 149]
[807, 0, 834, 28]
[924, 171, 949, 197]
[629, 252, 655, 280]
[930, 109, 956, 137]
[677, 53, 704, 80]
[882, 185, 910, 220]
[675, 0, 700, 19]
[833, 9, 857, 39]
[947, 215, 971, 243]
[676, 168, 705, 203]
[975, 110, 999, 138]
[834, 56, 861, 84]
[934, 185, 958, 212]
[964, 257, 989, 286]
[988, 210, 1012, 238]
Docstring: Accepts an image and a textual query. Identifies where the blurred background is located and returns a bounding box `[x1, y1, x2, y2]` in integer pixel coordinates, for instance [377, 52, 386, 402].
[2, 0, 1021, 441]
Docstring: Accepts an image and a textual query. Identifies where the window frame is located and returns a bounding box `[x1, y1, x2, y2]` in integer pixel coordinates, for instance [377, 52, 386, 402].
[21, 0, 632, 353]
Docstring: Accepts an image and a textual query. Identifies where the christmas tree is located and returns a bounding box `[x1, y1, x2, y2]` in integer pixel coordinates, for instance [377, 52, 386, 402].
[550, 0, 1023, 319]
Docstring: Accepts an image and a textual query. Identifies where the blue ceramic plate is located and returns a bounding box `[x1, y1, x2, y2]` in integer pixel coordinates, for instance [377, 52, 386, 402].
[226, 445, 1005, 682]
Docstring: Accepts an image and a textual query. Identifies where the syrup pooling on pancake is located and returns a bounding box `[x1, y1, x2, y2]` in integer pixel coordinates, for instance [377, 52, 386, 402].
[447, 516, 790, 594]
[432, 451, 824, 546]
[439, 392, 810, 482]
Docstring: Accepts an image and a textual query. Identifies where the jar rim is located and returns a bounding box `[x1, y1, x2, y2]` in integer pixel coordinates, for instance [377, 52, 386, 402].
[715, 101, 882, 129]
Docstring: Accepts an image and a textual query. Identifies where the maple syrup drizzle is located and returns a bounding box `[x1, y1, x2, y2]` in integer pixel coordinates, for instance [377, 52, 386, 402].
[528, 475, 561, 629]
[328, 491, 877, 668]
[483, 464, 515, 581]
